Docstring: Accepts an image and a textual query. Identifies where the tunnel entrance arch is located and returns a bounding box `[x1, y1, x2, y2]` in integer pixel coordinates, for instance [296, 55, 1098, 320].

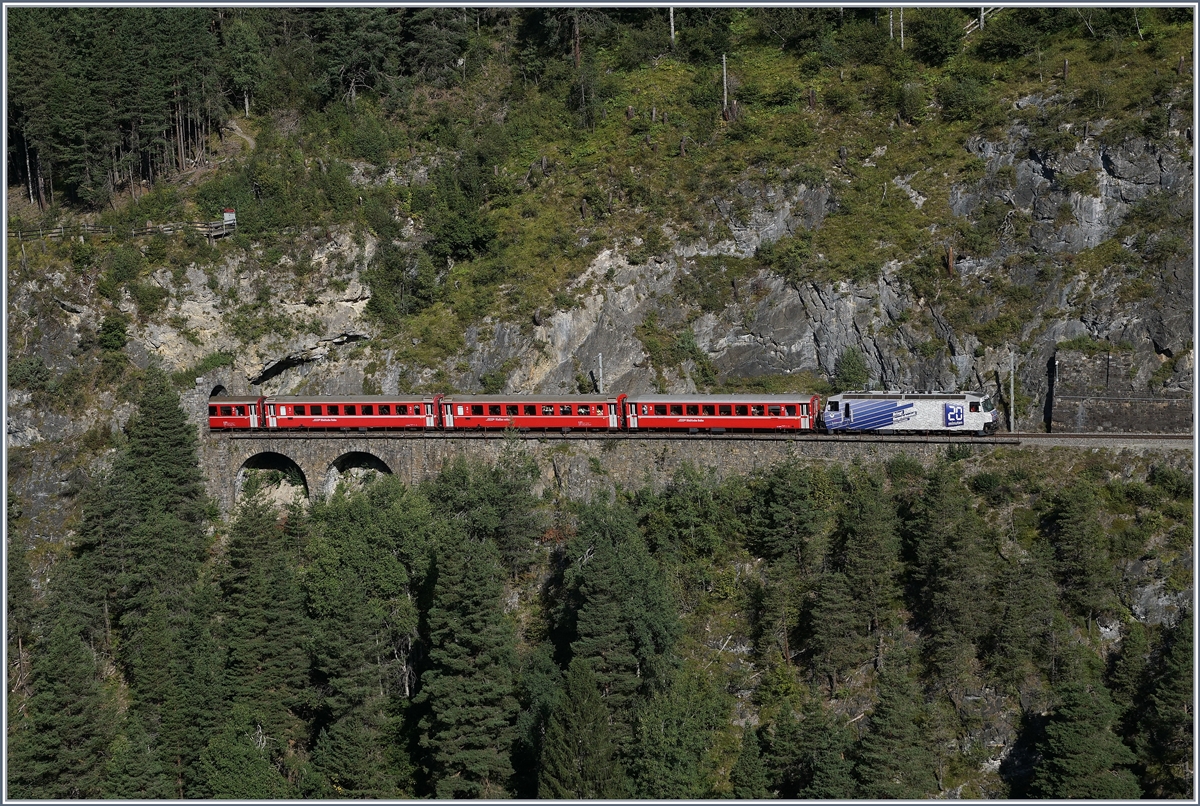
[236, 451, 309, 506]
[322, 451, 393, 498]
[210, 384, 229, 397]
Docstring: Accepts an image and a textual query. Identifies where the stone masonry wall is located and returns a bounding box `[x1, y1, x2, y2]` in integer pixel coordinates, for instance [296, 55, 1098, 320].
[1051, 349, 1193, 433]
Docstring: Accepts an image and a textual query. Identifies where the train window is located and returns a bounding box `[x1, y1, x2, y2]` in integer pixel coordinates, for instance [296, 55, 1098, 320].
[487, 405, 500, 415]
[686, 405, 699, 415]
[969, 402, 980, 412]
[702, 405, 714, 415]
[543, 405, 555, 416]
[768, 406, 782, 416]
[328, 405, 339, 415]
[560, 405, 573, 415]
[345, 405, 356, 415]
[295, 405, 306, 415]
[220, 406, 233, 416]
[578, 405, 590, 416]
[983, 398, 995, 412]
[311, 405, 322, 415]
[596, 404, 605, 415]
[472, 405, 484, 415]
[654, 405, 667, 415]
[235, 406, 247, 416]
[670, 405, 683, 415]
[379, 405, 390, 415]
[752, 405, 764, 416]
[641, 405, 648, 415]
[785, 406, 796, 417]
[414, 405, 423, 415]
[362, 405, 373, 415]
[827, 400, 839, 411]
[524, 405, 537, 416]
[735, 405, 748, 416]
[718, 405, 731, 416]
[208, 406, 217, 416]
[507, 405, 519, 416]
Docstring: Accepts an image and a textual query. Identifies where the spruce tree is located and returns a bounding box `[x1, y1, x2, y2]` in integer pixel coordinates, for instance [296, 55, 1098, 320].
[853, 665, 938, 799]
[1030, 679, 1141, 799]
[538, 658, 629, 798]
[730, 725, 770, 798]
[101, 713, 173, 798]
[199, 705, 291, 799]
[417, 538, 518, 798]
[628, 668, 729, 798]
[836, 469, 902, 653]
[8, 598, 117, 799]
[796, 695, 857, 798]
[1137, 611, 1193, 798]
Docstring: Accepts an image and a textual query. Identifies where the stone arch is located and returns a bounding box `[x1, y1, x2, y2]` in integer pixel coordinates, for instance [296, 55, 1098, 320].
[210, 384, 229, 397]
[322, 451, 393, 498]
[236, 451, 309, 505]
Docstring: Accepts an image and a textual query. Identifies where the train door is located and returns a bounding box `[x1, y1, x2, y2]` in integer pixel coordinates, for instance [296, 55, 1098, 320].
[249, 403, 259, 429]
[266, 404, 278, 429]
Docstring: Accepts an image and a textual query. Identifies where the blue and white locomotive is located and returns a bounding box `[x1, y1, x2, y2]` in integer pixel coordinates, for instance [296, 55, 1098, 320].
[821, 390, 999, 435]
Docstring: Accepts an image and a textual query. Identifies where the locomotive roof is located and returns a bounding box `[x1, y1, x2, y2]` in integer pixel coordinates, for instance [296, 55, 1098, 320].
[627, 394, 818, 403]
[827, 390, 989, 400]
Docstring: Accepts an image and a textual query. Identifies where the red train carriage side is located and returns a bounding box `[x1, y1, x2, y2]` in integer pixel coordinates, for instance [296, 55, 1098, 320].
[441, 395, 625, 431]
[208, 395, 441, 430]
[624, 394, 820, 432]
[264, 395, 441, 430]
[208, 396, 266, 430]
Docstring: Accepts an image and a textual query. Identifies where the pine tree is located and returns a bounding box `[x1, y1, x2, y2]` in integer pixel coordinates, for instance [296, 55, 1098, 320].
[537, 658, 629, 798]
[853, 665, 938, 799]
[1030, 679, 1141, 799]
[417, 538, 519, 798]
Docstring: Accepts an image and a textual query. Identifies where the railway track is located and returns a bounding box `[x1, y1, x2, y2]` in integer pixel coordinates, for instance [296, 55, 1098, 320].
[222, 430, 1191, 445]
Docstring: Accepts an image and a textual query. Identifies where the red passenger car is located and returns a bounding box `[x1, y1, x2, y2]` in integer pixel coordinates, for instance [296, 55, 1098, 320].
[624, 394, 819, 432]
[440, 395, 625, 431]
[209, 395, 440, 430]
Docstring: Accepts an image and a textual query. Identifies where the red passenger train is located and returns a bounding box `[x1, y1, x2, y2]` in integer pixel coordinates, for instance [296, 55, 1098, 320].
[208, 392, 822, 433]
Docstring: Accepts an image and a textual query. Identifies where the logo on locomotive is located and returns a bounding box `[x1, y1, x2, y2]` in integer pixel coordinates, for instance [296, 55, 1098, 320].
[943, 403, 965, 427]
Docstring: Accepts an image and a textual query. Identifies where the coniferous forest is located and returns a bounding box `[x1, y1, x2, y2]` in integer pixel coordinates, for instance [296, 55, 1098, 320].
[5, 5, 1194, 800]
[6, 371, 1193, 798]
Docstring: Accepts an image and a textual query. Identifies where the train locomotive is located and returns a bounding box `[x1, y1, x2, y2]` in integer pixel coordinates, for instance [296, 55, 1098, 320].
[209, 389, 996, 436]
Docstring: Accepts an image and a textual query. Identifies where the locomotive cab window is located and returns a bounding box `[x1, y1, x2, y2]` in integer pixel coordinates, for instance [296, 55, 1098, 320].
[983, 398, 995, 412]
[827, 401, 839, 411]
[220, 406, 233, 417]
[310, 405, 322, 415]
[735, 405, 748, 416]
[718, 405, 732, 416]
[294, 405, 305, 415]
[524, 405, 537, 416]
[327, 405, 339, 415]
[654, 405, 667, 416]
[969, 402, 980, 412]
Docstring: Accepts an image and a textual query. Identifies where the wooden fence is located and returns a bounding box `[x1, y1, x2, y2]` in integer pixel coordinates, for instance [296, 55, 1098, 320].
[7, 219, 236, 243]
